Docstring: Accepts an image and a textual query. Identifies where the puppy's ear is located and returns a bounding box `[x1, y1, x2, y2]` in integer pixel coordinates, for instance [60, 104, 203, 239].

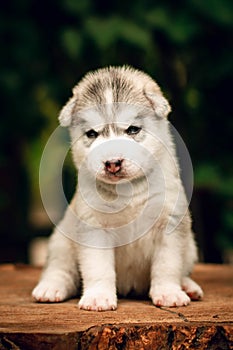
[58, 95, 76, 127]
[144, 82, 171, 118]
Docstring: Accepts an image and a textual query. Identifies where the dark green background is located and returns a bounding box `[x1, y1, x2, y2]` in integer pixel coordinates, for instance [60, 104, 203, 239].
[0, 0, 232, 263]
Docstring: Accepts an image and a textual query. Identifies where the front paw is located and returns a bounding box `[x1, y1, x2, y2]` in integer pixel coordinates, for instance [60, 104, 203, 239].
[78, 288, 117, 311]
[32, 280, 73, 302]
[150, 284, 191, 307]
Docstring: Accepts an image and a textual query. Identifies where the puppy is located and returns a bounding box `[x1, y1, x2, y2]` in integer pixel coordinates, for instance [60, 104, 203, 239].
[32, 66, 203, 310]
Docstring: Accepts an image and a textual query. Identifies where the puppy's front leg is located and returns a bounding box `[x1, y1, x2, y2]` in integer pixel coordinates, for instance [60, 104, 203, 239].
[32, 230, 79, 302]
[78, 247, 117, 311]
[149, 233, 191, 307]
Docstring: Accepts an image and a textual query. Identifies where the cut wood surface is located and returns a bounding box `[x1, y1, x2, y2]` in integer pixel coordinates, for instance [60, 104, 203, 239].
[0, 264, 232, 349]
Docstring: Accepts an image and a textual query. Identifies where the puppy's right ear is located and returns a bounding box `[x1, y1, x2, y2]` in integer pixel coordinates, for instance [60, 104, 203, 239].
[58, 96, 76, 127]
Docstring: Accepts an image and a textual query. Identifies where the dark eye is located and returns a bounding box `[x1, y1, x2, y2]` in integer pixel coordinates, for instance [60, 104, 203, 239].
[85, 129, 99, 139]
[125, 125, 142, 135]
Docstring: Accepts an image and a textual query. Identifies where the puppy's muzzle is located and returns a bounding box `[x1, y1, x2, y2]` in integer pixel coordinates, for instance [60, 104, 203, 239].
[104, 159, 123, 175]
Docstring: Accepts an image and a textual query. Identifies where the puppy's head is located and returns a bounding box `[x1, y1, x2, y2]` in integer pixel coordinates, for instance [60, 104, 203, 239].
[59, 66, 171, 184]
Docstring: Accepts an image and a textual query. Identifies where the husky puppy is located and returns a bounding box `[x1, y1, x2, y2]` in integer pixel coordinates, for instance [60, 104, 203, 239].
[32, 66, 203, 310]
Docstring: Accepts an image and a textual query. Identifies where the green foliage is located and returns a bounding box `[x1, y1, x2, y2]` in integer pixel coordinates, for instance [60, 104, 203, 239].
[85, 16, 152, 51]
[195, 164, 233, 197]
[61, 29, 83, 59]
[190, 0, 233, 27]
[145, 7, 200, 44]
[0, 0, 233, 259]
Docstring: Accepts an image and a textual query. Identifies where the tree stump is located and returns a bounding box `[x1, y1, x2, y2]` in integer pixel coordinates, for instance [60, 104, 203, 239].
[0, 264, 232, 349]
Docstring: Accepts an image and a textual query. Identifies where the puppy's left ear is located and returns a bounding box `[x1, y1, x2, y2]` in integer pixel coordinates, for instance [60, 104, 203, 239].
[144, 82, 171, 118]
[58, 95, 76, 127]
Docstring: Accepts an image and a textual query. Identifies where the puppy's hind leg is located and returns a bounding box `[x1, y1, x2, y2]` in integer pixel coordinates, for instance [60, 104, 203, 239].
[32, 230, 79, 302]
[182, 276, 204, 301]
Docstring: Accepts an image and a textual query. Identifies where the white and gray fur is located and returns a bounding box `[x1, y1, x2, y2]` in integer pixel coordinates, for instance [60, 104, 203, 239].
[32, 66, 203, 310]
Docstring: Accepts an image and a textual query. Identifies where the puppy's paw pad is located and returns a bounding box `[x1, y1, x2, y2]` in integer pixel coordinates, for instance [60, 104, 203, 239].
[182, 277, 204, 301]
[78, 290, 117, 311]
[150, 285, 191, 307]
[32, 281, 68, 302]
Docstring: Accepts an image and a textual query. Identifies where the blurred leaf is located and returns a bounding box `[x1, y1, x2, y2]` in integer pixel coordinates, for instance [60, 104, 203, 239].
[119, 21, 152, 50]
[185, 88, 202, 110]
[85, 16, 152, 51]
[145, 8, 200, 44]
[190, 0, 233, 27]
[195, 164, 233, 196]
[85, 17, 120, 50]
[61, 29, 82, 59]
[62, 0, 91, 15]
[34, 85, 60, 126]
[223, 210, 233, 230]
[195, 164, 221, 188]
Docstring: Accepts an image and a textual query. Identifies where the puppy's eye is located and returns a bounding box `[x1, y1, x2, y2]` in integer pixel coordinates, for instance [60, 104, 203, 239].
[85, 129, 99, 139]
[125, 125, 142, 135]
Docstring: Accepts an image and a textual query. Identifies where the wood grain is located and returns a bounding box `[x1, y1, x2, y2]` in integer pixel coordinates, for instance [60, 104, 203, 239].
[0, 264, 232, 349]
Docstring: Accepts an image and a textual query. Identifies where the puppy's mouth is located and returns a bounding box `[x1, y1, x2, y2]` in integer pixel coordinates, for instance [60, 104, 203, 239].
[104, 169, 126, 183]
[105, 172, 124, 182]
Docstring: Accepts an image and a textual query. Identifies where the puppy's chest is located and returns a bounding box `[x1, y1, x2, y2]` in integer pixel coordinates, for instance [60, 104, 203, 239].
[95, 196, 144, 228]
[77, 183, 148, 228]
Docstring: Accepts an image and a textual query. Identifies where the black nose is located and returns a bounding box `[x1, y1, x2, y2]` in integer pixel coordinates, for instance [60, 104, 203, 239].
[105, 159, 122, 174]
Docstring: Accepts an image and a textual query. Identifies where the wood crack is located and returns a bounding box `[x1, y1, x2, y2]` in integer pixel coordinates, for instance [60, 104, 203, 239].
[2, 336, 20, 350]
[156, 306, 189, 322]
